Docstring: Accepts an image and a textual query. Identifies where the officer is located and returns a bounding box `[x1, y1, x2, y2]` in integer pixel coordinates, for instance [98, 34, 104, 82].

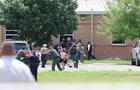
[47, 46, 62, 71]
[69, 42, 77, 61]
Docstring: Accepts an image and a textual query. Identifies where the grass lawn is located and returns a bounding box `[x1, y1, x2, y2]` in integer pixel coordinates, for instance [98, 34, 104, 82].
[47, 59, 131, 65]
[38, 71, 140, 83]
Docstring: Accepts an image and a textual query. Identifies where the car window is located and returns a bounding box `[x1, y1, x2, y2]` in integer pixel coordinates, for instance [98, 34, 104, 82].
[14, 43, 29, 51]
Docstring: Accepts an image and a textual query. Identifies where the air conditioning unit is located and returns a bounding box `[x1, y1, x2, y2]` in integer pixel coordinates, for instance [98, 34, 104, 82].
[80, 15, 86, 21]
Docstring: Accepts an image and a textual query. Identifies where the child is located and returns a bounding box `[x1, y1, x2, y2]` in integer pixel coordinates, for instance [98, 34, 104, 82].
[60, 48, 67, 70]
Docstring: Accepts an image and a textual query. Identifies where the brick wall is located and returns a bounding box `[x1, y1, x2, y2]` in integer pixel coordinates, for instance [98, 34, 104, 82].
[94, 45, 132, 59]
[0, 26, 6, 45]
[74, 14, 137, 59]
[74, 15, 92, 44]
[52, 14, 137, 59]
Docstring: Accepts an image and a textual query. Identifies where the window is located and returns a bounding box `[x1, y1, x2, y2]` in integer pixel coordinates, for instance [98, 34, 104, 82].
[60, 33, 73, 42]
[80, 15, 86, 21]
[14, 43, 28, 51]
[112, 40, 126, 45]
[6, 30, 18, 40]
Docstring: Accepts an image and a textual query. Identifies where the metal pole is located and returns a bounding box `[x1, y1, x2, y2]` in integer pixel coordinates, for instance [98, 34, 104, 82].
[91, 13, 93, 45]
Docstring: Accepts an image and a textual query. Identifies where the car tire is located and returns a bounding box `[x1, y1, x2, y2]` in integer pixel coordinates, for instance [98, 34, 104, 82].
[131, 60, 136, 65]
[131, 54, 136, 65]
[136, 56, 140, 66]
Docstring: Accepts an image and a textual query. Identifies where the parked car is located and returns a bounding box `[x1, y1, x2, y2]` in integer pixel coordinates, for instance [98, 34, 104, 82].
[5, 40, 32, 55]
[131, 40, 140, 66]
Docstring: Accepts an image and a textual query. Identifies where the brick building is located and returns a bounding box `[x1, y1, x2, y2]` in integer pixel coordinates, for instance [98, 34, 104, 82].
[72, 0, 135, 59]
[0, 0, 136, 59]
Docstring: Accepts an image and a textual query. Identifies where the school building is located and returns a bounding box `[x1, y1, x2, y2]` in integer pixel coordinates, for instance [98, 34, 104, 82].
[0, 0, 136, 59]
[72, 0, 135, 59]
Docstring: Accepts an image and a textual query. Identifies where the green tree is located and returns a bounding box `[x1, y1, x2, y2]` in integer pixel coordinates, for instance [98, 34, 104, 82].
[0, 0, 78, 45]
[100, 0, 140, 41]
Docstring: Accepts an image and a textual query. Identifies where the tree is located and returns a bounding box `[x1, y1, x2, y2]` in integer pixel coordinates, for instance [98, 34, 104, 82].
[100, 0, 140, 41]
[0, 0, 78, 45]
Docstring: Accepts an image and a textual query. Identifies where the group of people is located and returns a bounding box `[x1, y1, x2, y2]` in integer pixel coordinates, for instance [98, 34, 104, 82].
[16, 44, 63, 81]
[4, 37, 95, 82]
[34, 38, 95, 70]
[59, 38, 95, 68]
[33, 38, 95, 69]
[0, 38, 95, 83]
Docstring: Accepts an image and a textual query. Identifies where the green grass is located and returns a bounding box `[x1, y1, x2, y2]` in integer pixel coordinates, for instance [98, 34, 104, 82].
[47, 59, 130, 65]
[87, 59, 130, 65]
[38, 71, 140, 83]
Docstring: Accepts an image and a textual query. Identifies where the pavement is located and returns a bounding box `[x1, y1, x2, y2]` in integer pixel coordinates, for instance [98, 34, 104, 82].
[38, 63, 140, 72]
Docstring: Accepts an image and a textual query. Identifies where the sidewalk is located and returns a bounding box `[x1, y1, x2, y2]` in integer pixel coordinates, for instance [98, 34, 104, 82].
[38, 63, 140, 72]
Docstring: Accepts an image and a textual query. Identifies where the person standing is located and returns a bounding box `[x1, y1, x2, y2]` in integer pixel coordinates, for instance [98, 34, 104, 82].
[40, 44, 48, 68]
[35, 48, 42, 62]
[61, 38, 66, 48]
[69, 42, 77, 61]
[0, 42, 35, 82]
[47, 46, 62, 71]
[27, 51, 40, 81]
[66, 37, 73, 52]
[87, 42, 95, 60]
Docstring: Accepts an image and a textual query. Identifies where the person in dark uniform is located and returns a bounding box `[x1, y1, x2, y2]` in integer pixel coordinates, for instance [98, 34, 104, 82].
[61, 38, 66, 48]
[26, 51, 40, 81]
[47, 46, 62, 71]
[69, 42, 77, 61]
[87, 42, 95, 60]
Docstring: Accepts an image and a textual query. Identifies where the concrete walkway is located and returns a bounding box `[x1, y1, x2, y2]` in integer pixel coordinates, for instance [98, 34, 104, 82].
[38, 63, 140, 72]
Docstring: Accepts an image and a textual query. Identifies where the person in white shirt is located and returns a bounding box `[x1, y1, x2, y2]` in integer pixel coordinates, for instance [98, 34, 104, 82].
[0, 42, 35, 83]
[40, 44, 48, 68]
[35, 48, 42, 61]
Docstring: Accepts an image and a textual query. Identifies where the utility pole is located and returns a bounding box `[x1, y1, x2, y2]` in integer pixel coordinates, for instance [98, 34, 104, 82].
[91, 9, 94, 45]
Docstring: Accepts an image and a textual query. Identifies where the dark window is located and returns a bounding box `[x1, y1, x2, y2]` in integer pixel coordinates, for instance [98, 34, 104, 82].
[14, 43, 28, 51]
[6, 36, 15, 40]
[60, 34, 73, 42]
[6, 31, 18, 34]
[6, 30, 18, 40]
[112, 40, 125, 45]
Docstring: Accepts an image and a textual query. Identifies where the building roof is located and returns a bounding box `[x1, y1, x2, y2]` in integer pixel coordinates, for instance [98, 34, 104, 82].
[76, 0, 108, 14]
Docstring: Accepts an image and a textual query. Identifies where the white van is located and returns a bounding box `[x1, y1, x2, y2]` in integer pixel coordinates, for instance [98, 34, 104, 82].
[5, 40, 32, 55]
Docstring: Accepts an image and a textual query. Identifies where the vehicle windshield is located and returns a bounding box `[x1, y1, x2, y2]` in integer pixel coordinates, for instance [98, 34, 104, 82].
[14, 43, 29, 51]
